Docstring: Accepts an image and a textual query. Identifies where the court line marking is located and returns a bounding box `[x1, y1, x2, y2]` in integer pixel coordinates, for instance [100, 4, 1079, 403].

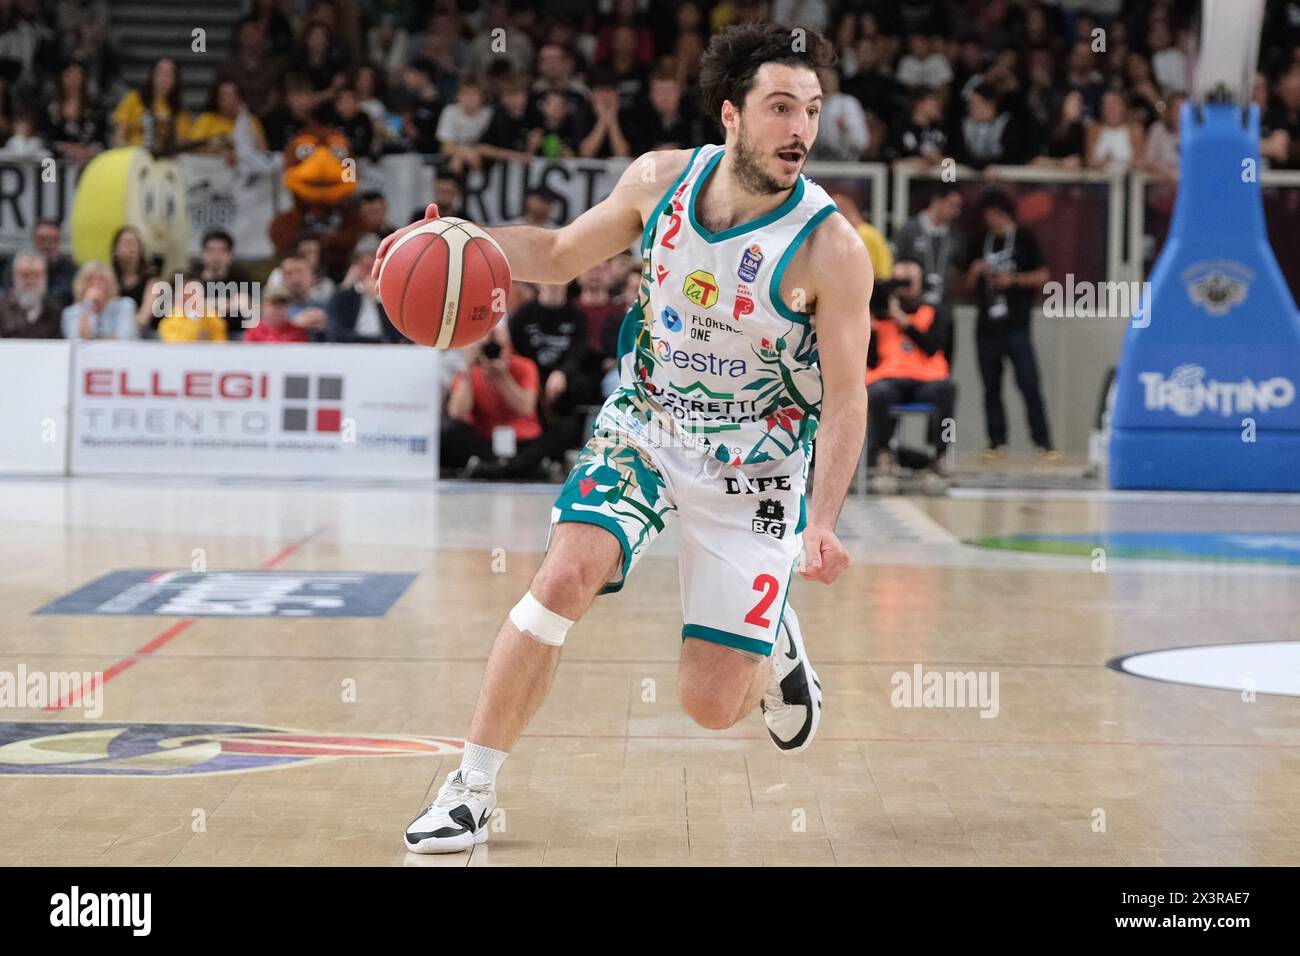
[43, 526, 328, 712]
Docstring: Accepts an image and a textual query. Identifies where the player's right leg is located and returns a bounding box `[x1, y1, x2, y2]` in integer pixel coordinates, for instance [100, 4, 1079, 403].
[404, 522, 621, 854]
[405, 419, 675, 854]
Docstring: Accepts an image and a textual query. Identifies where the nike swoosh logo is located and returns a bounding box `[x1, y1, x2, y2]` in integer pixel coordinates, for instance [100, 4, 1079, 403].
[783, 623, 798, 660]
[477, 808, 490, 830]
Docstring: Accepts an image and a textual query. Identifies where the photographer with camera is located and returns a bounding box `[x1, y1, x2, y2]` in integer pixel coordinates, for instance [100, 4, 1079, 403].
[866, 258, 957, 476]
[441, 323, 544, 478]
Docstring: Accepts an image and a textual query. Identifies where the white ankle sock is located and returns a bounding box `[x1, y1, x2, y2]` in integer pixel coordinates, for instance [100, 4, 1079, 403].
[460, 742, 507, 786]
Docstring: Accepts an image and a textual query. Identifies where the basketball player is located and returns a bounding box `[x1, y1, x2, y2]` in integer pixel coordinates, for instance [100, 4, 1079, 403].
[376, 23, 873, 853]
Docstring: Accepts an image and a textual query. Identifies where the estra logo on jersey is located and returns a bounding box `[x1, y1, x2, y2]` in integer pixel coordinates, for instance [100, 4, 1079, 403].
[653, 339, 748, 377]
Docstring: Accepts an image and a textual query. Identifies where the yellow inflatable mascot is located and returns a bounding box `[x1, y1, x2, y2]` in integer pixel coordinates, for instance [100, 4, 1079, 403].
[70, 147, 190, 276]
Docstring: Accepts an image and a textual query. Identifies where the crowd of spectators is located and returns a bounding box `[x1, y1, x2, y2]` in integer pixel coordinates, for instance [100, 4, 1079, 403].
[0, 2, 1296, 171]
[5, 0, 1300, 477]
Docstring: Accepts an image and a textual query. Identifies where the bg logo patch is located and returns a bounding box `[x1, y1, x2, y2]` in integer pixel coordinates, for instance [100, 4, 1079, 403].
[752, 498, 787, 538]
[683, 270, 719, 309]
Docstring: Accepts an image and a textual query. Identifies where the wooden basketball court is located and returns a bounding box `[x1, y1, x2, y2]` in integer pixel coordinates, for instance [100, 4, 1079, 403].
[1, 477, 1297, 866]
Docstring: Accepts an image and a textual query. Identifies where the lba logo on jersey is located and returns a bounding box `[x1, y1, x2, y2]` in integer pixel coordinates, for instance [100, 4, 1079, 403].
[738, 244, 764, 282]
[683, 270, 719, 309]
[1181, 260, 1253, 316]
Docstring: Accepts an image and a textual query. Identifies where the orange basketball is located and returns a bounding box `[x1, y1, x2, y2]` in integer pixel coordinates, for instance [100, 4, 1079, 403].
[376, 217, 511, 349]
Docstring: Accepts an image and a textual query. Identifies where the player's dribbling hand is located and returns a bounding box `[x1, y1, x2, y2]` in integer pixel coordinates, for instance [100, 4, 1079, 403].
[798, 526, 849, 585]
[372, 202, 441, 283]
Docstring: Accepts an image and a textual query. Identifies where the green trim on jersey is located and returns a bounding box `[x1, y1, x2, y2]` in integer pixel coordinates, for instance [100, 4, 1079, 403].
[682, 623, 775, 656]
[687, 149, 807, 244]
[768, 203, 838, 325]
[618, 147, 704, 366]
[555, 511, 633, 594]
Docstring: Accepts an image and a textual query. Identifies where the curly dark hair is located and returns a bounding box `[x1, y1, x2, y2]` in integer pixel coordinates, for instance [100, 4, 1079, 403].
[698, 22, 837, 128]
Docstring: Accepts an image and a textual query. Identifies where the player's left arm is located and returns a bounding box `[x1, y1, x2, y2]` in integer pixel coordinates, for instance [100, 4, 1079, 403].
[800, 215, 873, 585]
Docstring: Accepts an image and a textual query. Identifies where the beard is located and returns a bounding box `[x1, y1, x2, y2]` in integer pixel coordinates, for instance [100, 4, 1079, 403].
[732, 118, 795, 196]
[15, 287, 45, 314]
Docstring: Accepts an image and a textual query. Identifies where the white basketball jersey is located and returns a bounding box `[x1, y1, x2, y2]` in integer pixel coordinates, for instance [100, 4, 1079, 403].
[609, 144, 840, 466]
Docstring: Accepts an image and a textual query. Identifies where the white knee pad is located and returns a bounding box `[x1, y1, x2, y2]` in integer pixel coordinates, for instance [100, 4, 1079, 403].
[508, 591, 574, 646]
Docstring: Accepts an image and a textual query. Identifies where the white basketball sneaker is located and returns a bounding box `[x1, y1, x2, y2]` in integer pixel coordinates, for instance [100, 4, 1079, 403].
[760, 605, 822, 753]
[404, 768, 497, 853]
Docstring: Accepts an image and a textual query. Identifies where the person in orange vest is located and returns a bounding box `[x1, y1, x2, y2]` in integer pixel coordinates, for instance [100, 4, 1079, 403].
[866, 258, 956, 474]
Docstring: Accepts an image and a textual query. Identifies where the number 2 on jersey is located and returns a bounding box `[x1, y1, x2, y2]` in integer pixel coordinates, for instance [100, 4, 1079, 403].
[745, 573, 780, 627]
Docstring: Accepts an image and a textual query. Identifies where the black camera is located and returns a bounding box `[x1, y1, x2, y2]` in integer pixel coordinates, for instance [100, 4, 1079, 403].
[481, 340, 502, 360]
[869, 277, 910, 318]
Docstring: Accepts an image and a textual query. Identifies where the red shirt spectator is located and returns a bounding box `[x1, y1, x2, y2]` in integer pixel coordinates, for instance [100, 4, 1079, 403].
[458, 353, 543, 441]
[244, 290, 312, 343]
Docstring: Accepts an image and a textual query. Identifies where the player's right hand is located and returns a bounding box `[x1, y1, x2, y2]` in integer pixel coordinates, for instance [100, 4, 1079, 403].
[372, 202, 441, 284]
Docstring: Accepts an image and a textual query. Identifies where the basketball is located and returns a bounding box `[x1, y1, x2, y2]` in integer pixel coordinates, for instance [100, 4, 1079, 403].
[376, 217, 511, 349]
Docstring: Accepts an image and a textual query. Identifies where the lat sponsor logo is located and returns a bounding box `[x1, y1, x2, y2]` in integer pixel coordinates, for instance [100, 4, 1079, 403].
[683, 270, 719, 309]
[1139, 364, 1296, 417]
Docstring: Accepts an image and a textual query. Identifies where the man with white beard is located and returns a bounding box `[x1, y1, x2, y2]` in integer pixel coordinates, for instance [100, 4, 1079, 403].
[0, 252, 60, 338]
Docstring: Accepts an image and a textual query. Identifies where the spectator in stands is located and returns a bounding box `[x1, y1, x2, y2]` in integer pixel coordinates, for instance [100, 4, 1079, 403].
[574, 260, 624, 403]
[355, 191, 394, 247]
[0, 252, 60, 339]
[271, 249, 334, 324]
[891, 184, 965, 363]
[111, 56, 192, 154]
[507, 186, 559, 228]
[243, 285, 311, 343]
[964, 190, 1057, 464]
[477, 74, 536, 164]
[509, 281, 587, 422]
[1148, 18, 1188, 95]
[600, 23, 649, 111]
[528, 44, 592, 134]
[954, 83, 1029, 169]
[438, 74, 494, 174]
[830, 191, 892, 284]
[408, 12, 461, 104]
[464, 1, 534, 81]
[290, 22, 350, 112]
[8, 219, 77, 310]
[326, 239, 404, 343]
[626, 65, 696, 154]
[866, 257, 956, 476]
[58, 1, 118, 100]
[441, 322, 544, 478]
[1086, 90, 1145, 170]
[1032, 89, 1087, 168]
[262, 75, 316, 153]
[61, 260, 136, 340]
[244, 0, 295, 59]
[190, 79, 268, 159]
[411, 176, 463, 225]
[191, 229, 250, 340]
[0, 76, 12, 143]
[400, 58, 444, 155]
[354, 64, 390, 128]
[217, 19, 283, 120]
[895, 33, 953, 92]
[4, 110, 43, 154]
[1142, 92, 1184, 181]
[578, 71, 631, 159]
[532, 89, 583, 160]
[884, 90, 947, 164]
[325, 85, 374, 159]
[1264, 66, 1300, 169]
[1064, 40, 1105, 119]
[110, 225, 154, 308]
[42, 59, 104, 163]
[0, 0, 53, 89]
[152, 276, 228, 342]
[366, 14, 409, 83]
[810, 68, 869, 161]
